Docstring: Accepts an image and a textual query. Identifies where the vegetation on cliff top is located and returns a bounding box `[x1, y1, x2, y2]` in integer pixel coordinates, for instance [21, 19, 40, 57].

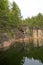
[0, 0, 43, 36]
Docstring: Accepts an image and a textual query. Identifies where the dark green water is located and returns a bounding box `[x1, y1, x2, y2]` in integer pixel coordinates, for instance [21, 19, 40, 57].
[0, 42, 43, 65]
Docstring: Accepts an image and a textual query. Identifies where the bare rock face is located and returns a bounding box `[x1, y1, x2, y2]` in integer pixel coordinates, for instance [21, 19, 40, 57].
[33, 29, 38, 39]
[13, 28, 24, 39]
[0, 33, 10, 50]
[0, 33, 9, 43]
[38, 29, 42, 39]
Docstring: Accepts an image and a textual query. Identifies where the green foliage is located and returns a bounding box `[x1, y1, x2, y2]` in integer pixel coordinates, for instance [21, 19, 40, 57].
[10, 2, 22, 29]
[23, 13, 43, 29]
[0, 0, 22, 33]
[0, 0, 10, 31]
[0, 0, 43, 34]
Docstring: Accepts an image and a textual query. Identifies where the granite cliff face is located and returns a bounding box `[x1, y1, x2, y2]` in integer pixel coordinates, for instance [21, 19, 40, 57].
[0, 27, 43, 49]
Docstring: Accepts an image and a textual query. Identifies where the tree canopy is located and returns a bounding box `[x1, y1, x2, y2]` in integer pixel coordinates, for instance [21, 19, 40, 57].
[0, 0, 22, 33]
[0, 0, 43, 33]
[23, 13, 43, 29]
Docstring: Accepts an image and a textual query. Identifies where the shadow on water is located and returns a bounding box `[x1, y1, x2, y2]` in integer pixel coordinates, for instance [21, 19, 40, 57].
[0, 39, 43, 65]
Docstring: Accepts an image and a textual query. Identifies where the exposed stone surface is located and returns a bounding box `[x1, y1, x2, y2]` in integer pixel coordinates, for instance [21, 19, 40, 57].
[0, 27, 43, 49]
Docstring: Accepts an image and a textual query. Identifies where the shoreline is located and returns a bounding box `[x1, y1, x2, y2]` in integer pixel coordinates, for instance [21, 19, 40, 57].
[0, 36, 43, 49]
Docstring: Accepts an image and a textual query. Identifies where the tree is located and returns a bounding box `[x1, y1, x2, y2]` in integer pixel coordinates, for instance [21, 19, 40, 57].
[23, 13, 43, 29]
[10, 2, 22, 29]
[36, 13, 43, 28]
[0, 0, 10, 32]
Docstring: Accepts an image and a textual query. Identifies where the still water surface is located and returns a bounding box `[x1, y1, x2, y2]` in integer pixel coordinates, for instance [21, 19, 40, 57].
[0, 40, 43, 65]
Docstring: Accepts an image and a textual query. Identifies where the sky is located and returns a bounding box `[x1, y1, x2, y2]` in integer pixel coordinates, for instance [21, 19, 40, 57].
[9, 0, 43, 19]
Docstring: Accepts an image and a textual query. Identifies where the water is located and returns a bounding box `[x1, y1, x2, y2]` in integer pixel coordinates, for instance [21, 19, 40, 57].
[23, 57, 43, 65]
[0, 40, 43, 65]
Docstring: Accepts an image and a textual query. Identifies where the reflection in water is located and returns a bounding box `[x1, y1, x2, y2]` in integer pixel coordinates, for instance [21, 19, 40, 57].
[33, 38, 43, 47]
[23, 57, 43, 65]
[0, 41, 43, 65]
[38, 39, 43, 47]
[33, 39, 38, 47]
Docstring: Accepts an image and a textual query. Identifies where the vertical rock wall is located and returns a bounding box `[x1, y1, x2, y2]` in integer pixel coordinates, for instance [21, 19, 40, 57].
[33, 29, 38, 39]
[38, 29, 42, 39]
